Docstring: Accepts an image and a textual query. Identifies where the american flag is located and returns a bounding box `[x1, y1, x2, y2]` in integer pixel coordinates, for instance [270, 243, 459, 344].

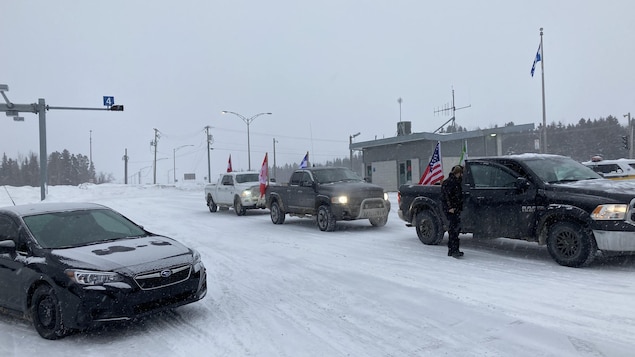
[419, 142, 443, 185]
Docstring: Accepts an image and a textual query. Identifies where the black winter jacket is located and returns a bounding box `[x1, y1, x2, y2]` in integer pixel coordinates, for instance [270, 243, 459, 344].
[441, 174, 463, 213]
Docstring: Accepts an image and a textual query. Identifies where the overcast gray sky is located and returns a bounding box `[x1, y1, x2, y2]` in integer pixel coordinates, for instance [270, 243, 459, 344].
[2, 1, 634, 183]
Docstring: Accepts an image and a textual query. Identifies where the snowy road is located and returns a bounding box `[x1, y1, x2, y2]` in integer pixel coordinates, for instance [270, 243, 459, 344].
[0, 184, 634, 356]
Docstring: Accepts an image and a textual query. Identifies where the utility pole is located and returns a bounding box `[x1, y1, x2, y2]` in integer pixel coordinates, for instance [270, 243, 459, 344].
[89, 130, 93, 167]
[349, 132, 360, 170]
[0, 84, 124, 200]
[273, 138, 278, 181]
[151, 128, 160, 184]
[122, 149, 129, 184]
[205, 126, 213, 183]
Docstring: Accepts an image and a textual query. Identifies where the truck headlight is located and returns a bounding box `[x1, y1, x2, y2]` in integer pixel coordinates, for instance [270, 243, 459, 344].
[331, 195, 348, 204]
[66, 270, 124, 286]
[591, 204, 628, 220]
[384, 192, 389, 201]
[241, 190, 252, 198]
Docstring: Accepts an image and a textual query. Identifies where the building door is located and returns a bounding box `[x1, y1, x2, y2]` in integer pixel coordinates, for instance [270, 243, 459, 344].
[398, 160, 412, 186]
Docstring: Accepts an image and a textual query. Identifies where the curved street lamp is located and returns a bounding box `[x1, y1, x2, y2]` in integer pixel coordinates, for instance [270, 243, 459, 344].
[222, 111, 272, 170]
[173, 144, 194, 183]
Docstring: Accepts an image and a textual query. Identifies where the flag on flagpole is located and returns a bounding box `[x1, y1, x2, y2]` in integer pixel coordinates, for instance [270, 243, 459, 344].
[531, 43, 541, 77]
[458, 140, 468, 165]
[258, 153, 268, 197]
[299, 152, 309, 168]
[419, 142, 443, 185]
[227, 155, 232, 172]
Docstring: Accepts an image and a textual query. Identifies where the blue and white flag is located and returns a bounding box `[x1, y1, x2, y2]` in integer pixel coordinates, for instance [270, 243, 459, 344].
[531, 43, 542, 77]
[299, 152, 309, 168]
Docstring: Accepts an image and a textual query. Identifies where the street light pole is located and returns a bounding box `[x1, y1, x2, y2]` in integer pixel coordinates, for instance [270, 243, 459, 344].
[173, 144, 194, 183]
[0, 84, 124, 200]
[221, 111, 272, 170]
[349, 132, 360, 170]
[625, 112, 632, 159]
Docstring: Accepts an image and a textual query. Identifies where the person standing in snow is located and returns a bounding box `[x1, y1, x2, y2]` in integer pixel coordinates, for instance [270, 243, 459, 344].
[441, 165, 464, 257]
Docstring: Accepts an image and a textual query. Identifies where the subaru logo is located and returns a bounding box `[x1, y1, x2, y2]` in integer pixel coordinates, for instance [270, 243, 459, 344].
[160, 269, 172, 278]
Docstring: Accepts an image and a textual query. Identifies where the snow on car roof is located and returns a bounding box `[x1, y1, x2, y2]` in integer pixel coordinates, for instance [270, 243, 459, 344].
[0, 202, 108, 217]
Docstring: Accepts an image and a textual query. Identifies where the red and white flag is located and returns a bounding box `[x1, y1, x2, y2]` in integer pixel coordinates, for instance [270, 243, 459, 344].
[258, 153, 268, 197]
[419, 141, 443, 185]
[227, 155, 232, 172]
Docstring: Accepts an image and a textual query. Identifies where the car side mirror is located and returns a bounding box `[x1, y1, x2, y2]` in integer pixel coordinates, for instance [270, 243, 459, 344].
[515, 177, 531, 191]
[0, 239, 16, 253]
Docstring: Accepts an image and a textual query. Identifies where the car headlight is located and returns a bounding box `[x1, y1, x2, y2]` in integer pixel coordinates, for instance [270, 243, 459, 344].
[591, 204, 628, 220]
[192, 249, 202, 265]
[241, 190, 252, 198]
[384, 192, 389, 201]
[66, 270, 124, 286]
[331, 195, 348, 204]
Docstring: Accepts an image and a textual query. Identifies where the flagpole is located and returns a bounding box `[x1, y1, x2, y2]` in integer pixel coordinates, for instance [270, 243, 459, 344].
[540, 27, 547, 153]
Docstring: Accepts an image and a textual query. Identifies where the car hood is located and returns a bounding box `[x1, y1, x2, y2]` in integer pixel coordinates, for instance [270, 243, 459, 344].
[549, 179, 635, 203]
[50, 235, 194, 274]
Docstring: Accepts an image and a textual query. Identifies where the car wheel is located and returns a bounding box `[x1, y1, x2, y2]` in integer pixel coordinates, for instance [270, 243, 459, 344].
[415, 210, 444, 245]
[234, 196, 246, 216]
[31, 285, 68, 340]
[317, 205, 336, 232]
[270, 200, 286, 224]
[547, 221, 597, 267]
[369, 215, 388, 227]
[207, 195, 218, 213]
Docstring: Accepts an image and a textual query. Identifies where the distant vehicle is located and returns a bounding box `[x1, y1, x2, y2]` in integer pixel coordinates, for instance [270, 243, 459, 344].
[266, 167, 390, 231]
[581, 157, 635, 180]
[204, 171, 266, 215]
[0, 202, 207, 339]
[398, 154, 635, 267]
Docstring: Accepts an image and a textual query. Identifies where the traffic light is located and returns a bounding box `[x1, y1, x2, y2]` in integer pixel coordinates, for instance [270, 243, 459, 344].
[110, 105, 124, 111]
[622, 135, 629, 150]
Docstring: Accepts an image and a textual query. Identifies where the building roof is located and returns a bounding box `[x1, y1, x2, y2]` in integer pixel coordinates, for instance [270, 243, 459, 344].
[350, 123, 536, 150]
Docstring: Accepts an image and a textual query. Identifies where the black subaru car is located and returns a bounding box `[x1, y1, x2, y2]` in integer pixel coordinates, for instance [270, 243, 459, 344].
[0, 202, 207, 339]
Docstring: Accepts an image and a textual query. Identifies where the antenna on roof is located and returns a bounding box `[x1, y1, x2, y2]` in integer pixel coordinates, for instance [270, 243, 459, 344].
[433, 87, 471, 133]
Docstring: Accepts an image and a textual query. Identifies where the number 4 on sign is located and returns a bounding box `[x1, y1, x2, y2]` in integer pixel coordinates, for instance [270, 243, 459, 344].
[103, 96, 115, 107]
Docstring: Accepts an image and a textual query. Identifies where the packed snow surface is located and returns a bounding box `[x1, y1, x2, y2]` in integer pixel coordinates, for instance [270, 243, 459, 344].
[0, 183, 633, 357]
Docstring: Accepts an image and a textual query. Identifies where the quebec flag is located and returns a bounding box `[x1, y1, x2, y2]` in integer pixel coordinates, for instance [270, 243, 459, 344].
[531, 43, 541, 77]
[299, 152, 309, 168]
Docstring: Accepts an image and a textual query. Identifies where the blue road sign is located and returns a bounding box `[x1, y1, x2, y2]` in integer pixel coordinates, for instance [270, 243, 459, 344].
[103, 96, 115, 107]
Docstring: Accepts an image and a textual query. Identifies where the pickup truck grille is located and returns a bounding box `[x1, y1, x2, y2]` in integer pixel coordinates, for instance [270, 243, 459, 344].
[363, 201, 385, 209]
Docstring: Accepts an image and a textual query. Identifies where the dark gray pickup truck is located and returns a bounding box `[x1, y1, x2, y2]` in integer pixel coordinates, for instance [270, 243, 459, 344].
[266, 167, 390, 231]
[398, 154, 635, 267]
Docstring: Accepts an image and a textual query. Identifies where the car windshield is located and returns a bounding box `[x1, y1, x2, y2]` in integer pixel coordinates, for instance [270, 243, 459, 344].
[22, 209, 147, 249]
[523, 156, 603, 183]
[235, 173, 260, 183]
[312, 168, 363, 184]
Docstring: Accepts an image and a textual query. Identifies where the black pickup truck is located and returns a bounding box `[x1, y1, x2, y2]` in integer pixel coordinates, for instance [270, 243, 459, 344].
[266, 167, 390, 231]
[398, 154, 635, 267]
